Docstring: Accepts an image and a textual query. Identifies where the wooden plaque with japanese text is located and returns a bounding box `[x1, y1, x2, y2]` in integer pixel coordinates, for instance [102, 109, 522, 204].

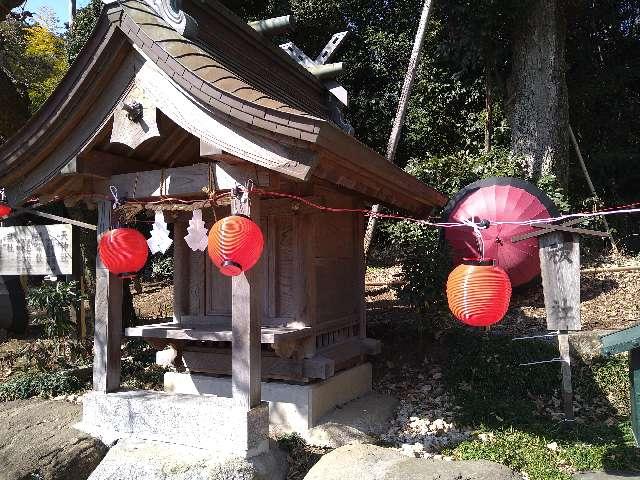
[0, 224, 72, 275]
[539, 232, 581, 331]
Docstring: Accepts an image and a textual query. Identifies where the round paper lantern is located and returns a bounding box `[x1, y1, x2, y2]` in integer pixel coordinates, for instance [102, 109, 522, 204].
[446, 258, 512, 327]
[98, 228, 149, 278]
[208, 215, 264, 276]
[0, 203, 11, 219]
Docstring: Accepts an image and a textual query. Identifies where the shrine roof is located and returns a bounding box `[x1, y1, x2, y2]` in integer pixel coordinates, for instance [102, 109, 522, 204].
[0, 0, 446, 213]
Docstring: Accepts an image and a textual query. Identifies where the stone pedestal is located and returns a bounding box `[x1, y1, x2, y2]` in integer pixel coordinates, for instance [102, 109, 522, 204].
[77, 390, 269, 458]
[164, 363, 373, 433]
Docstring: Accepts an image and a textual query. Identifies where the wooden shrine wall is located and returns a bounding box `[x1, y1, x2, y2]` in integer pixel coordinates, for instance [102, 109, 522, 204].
[174, 188, 366, 343]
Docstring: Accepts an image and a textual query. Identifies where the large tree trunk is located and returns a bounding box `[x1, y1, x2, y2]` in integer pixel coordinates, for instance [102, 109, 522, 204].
[0, 66, 30, 144]
[508, 0, 569, 184]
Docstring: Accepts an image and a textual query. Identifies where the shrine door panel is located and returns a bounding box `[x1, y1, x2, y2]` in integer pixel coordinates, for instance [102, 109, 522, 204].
[263, 213, 295, 325]
[313, 213, 358, 325]
[205, 207, 232, 320]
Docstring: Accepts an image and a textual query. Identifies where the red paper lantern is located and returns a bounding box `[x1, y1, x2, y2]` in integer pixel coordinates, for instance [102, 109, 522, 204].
[208, 215, 264, 277]
[98, 228, 149, 278]
[0, 203, 11, 219]
[446, 258, 512, 327]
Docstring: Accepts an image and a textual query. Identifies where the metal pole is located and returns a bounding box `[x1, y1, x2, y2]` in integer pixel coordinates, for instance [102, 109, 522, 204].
[363, 0, 435, 253]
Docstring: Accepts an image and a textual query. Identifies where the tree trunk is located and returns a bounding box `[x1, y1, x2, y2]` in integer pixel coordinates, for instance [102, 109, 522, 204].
[0, 66, 30, 144]
[508, 0, 569, 184]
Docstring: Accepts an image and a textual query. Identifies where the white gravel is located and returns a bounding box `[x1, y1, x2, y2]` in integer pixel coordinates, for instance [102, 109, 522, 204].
[378, 361, 472, 458]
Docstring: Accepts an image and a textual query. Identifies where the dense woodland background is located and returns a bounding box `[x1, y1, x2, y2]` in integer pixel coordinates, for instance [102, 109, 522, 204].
[1, 0, 639, 305]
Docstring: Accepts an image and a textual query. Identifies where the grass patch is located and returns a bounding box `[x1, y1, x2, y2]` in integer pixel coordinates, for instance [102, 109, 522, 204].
[0, 371, 85, 401]
[440, 329, 640, 479]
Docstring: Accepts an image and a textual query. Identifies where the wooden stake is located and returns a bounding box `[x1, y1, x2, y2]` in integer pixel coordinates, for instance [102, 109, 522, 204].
[558, 331, 574, 421]
[569, 125, 619, 255]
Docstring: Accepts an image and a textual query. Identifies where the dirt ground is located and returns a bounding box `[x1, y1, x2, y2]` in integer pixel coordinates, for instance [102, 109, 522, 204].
[364, 259, 640, 335]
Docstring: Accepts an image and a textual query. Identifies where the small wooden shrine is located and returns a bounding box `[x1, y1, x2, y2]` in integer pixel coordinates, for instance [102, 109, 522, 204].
[0, 0, 445, 457]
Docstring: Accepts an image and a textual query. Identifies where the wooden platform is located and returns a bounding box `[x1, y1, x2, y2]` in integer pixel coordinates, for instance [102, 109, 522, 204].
[125, 321, 311, 344]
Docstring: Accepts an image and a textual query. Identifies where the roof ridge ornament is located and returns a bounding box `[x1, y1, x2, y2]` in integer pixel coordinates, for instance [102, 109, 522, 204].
[101, 0, 198, 38]
[279, 31, 353, 134]
[144, 0, 197, 37]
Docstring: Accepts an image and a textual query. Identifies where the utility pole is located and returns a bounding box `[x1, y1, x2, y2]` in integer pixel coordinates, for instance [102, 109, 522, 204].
[363, 0, 435, 253]
[69, 0, 76, 27]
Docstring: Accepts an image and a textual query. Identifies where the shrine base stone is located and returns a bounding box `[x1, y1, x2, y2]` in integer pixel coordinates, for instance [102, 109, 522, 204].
[77, 390, 269, 458]
[88, 438, 287, 480]
[164, 363, 373, 433]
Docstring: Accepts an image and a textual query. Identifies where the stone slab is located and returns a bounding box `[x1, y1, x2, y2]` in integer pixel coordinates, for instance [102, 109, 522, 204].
[77, 390, 269, 458]
[164, 363, 373, 433]
[305, 392, 398, 447]
[0, 399, 107, 480]
[88, 438, 288, 480]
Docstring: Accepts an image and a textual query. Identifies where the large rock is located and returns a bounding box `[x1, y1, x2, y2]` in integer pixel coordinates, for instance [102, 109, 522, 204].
[573, 472, 639, 479]
[0, 398, 107, 480]
[88, 439, 288, 480]
[304, 444, 522, 480]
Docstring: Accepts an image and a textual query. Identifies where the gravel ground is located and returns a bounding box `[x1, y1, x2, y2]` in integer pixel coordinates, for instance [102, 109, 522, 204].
[378, 361, 472, 458]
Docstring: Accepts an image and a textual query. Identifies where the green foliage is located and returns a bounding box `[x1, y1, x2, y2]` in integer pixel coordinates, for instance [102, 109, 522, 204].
[0, 338, 92, 376]
[454, 429, 572, 480]
[385, 224, 447, 309]
[405, 147, 524, 197]
[23, 22, 68, 110]
[140, 251, 174, 282]
[384, 148, 523, 307]
[536, 174, 570, 213]
[150, 254, 174, 280]
[0, 371, 84, 401]
[576, 353, 630, 417]
[443, 330, 559, 427]
[65, 0, 102, 63]
[0, 8, 68, 113]
[120, 339, 167, 391]
[27, 280, 86, 337]
[444, 330, 640, 479]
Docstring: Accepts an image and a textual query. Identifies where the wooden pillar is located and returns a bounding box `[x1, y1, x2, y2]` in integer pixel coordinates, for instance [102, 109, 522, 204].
[173, 220, 189, 322]
[354, 208, 366, 339]
[231, 194, 262, 409]
[92, 200, 123, 392]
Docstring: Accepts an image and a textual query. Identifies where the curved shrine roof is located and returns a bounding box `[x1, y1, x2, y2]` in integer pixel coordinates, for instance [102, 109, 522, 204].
[0, 0, 447, 213]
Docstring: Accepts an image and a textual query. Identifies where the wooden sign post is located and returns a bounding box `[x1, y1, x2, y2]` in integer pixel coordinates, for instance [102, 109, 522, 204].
[539, 231, 581, 421]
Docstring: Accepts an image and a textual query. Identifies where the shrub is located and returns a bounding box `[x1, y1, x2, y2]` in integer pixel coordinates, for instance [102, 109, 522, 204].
[140, 252, 174, 282]
[27, 280, 86, 337]
[0, 371, 84, 401]
[383, 148, 525, 307]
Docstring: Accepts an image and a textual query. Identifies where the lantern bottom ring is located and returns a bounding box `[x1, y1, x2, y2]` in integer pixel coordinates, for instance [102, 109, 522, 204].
[220, 259, 243, 277]
[117, 272, 138, 279]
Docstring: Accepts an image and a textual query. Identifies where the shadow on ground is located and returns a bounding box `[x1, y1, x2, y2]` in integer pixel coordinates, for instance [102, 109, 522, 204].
[368, 305, 640, 479]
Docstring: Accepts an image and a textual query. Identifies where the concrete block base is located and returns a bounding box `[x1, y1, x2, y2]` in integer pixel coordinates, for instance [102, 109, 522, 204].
[77, 390, 269, 458]
[164, 363, 373, 433]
